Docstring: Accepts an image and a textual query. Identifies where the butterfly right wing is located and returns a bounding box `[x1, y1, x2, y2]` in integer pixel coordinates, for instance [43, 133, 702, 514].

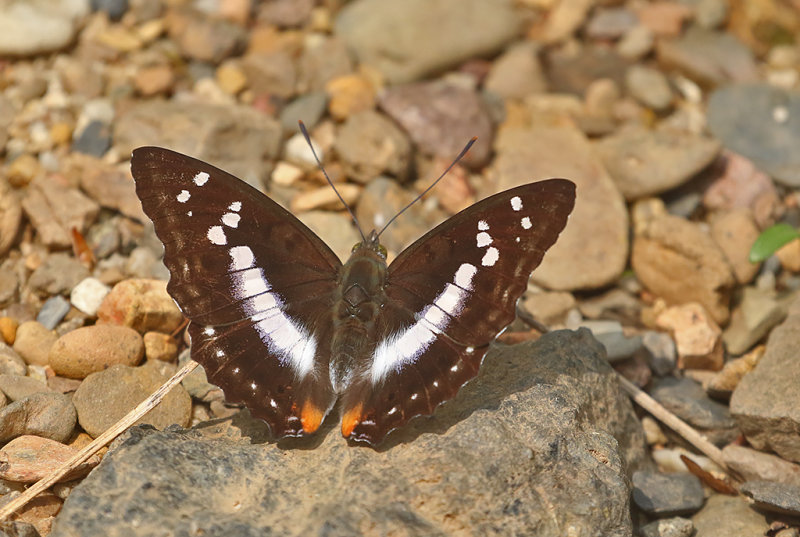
[132, 147, 342, 438]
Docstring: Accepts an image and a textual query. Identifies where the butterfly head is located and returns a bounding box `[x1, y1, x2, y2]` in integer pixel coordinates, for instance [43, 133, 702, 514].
[351, 229, 387, 260]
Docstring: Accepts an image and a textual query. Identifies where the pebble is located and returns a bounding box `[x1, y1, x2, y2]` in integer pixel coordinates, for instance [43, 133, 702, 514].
[707, 345, 763, 400]
[656, 303, 723, 371]
[296, 36, 355, 93]
[656, 27, 759, 87]
[0, 0, 89, 56]
[12, 321, 57, 367]
[72, 361, 192, 437]
[573, 320, 642, 362]
[325, 73, 376, 120]
[617, 25, 655, 60]
[639, 517, 694, 537]
[134, 64, 175, 96]
[631, 471, 704, 516]
[27, 252, 91, 297]
[49, 324, 144, 379]
[21, 178, 100, 248]
[334, 110, 412, 184]
[215, 60, 248, 95]
[489, 123, 628, 291]
[0, 317, 19, 345]
[722, 445, 800, 488]
[289, 183, 361, 213]
[0, 266, 19, 306]
[624, 65, 673, 111]
[650, 377, 738, 446]
[641, 416, 668, 446]
[7, 154, 41, 188]
[270, 161, 304, 187]
[0, 343, 27, 376]
[632, 214, 735, 325]
[722, 287, 791, 355]
[776, 240, 800, 273]
[0, 180, 22, 257]
[297, 211, 361, 264]
[593, 126, 720, 201]
[641, 330, 677, 376]
[484, 42, 546, 100]
[70, 277, 111, 316]
[11, 491, 61, 536]
[71, 120, 112, 157]
[279, 92, 328, 133]
[521, 291, 575, 327]
[708, 83, 800, 187]
[241, 51, 297, 99]
[585, 7, 638, 40]
[0, 435, 99, 483]
[379, 81, 492, 168]
[730, 297, 800, 464]
[36, 295, 71, 330]
[335, 0, 519, 84]
[0, 374, 51, 401]
[165, 7, 246, 63]
[97, 279, 184, 335]
[0, 392, 77, 444]
[143, 331, 178, 362]
[637, 2, 692, 36]
[69, 153, 146, 221]
[709, 208, 761, 284]
[740, 480, 800, 517]
[284, 131, 323, 169]
[694, 494, 770, 537]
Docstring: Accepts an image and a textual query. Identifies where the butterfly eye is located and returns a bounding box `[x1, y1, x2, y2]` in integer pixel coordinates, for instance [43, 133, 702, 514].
[378, 244, 387, 258]
[351, 242, 362, 253]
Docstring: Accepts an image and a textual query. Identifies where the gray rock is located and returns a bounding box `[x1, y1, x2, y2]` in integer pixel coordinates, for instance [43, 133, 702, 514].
[335, 0, 520, 84]
[656, 27, 759, 87]
[36, 295, 71, 330]
[51, 330, 649, 537]
[731, 297, 800, 463]
[0, 266, 19, 306]
[27, 253, 90, 297]
[71, 120, 111, 157]
[279, 92, 328, 134]
[0, 392, 76, 444]
[334, 110, 412, 183]
[632, 471, 704, 516]
[642, 331, 677, 376]
[594, 126, 720, 200]
[379, 81, 493, 168]
[488, 124, 628, 290]
[0, 344, 27, 376]
[571, 320, 642, 362]
[0, 520, 40, 537]
[708, 84, 800, 187]
[296, 37, 354, 93]
[241, 51, 296, 99]
[114, 101, 282, 188]
[722, 445, 800, 487]
[91, 0, 128, 20]
[585, 7, 638, 40]
[651, 377, 738, 446]
[740, 480, 800, 516]
[723, 286, 791, 355]
[0, 374, 51, 401]
[691, 494, 767, 536]
[639, 516, 694, 537]
[0, 0, 89, 56]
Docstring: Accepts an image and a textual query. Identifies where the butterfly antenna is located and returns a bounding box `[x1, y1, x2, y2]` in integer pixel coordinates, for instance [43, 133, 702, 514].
[377, 137, 477, 239]
[298, 121, 367, 242]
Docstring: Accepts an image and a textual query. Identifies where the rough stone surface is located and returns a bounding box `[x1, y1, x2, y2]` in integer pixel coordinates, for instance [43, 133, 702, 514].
[691, 494, 767, 537]
[488, 124, 628, 291]
[632, 214, 735, 324]
[638, 517, 694, 537]
[96, 279, 183, 335]
[52, 330, 649, 537]
[49, 325, 144, 379]
[334, 110, 412, 183]
[631, 471, 704, 516]
[72, 361, 192, 438]
[722, 287, 791, 356]
[731, 297, 800, 463]
[708, 84, 800, 187]
[0, 435, 99, 483]
[722, 445, 800, 488]
[0, 392, 76, 444]
[593, 126, 720, 200]
[335, 0, 520, 84]
[0, 374, 51, 401]
[739, 480, 800, 516]
[709, 208, 761, 285]
[655, 303, 723, 371]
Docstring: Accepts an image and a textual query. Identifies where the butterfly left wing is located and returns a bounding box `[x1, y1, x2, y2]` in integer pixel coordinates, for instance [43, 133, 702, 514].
[132, 147, 342, 439]
[339, 179, 576, 444]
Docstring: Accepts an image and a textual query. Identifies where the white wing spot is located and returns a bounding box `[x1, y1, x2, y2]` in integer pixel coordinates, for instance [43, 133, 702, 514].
[515, 237, 520, 243]
[270, 399, 278, 408]
[476, 231, 492, 248]
[478, 220, 489, 231]
[203, 327, 216, 336]
[222, 212, 241, 228]
[208, 226, 226, 245]
[454, 263, 477, 290]
[482, 247, 499, 266]
[511, 196, 523, 211]
[450, 364, 458, 372]
[187, 211, 193, 217]
[177, 190, 190, 203]
[521, 216, 532, 229]
[194, 171, 210, 186]
[229, 201, 242, 212]
[466, 346, 474, 354]
[233, 267, 269, 299]
[232, 367, 240, 374]
[229, 245, 255, 271]
[387, 407, 397, 415]
[410, 393, 418, 400]
[216, 349, 225, 358]
[432, 380, 439, 388]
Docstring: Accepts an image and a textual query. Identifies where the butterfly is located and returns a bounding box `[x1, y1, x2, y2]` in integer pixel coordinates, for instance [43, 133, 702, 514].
[131, 146, 575, 445]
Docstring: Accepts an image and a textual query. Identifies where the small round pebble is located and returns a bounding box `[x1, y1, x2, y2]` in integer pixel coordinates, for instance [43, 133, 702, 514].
[0, 392, 77, 444]
[143, 331, 179, 362]
[0, 316, 18, 344]
[49, 324, 144, 379]
[12, 321, 57, 367]
[70, 277, 111, 316]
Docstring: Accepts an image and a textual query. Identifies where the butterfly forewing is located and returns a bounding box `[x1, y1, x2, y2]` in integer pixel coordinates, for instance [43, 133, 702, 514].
[132, 147, 341, 437]
[341, 180, 576, 443]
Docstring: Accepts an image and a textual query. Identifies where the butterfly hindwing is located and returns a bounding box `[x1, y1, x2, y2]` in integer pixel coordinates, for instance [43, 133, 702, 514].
[132, 147, 341, 437]
[341, 180, 576, 443]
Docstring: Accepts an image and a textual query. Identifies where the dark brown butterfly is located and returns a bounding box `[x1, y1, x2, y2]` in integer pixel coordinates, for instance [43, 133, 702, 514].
[132, 147, 575, 445]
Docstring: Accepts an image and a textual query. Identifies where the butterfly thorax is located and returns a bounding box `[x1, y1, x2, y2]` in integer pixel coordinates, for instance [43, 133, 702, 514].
[329, 231, 388, 394]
